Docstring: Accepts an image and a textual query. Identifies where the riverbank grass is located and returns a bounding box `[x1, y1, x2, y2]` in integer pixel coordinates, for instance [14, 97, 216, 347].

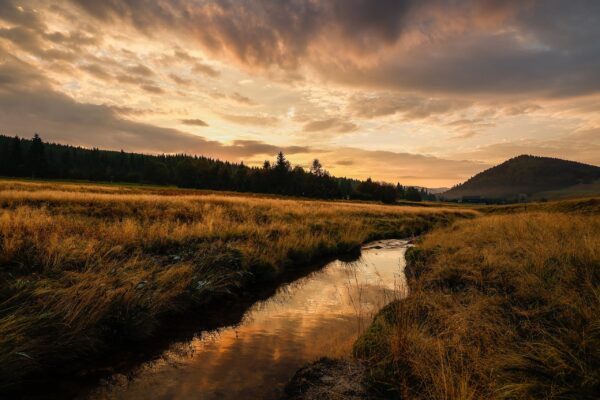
[355, 210, 600, 399]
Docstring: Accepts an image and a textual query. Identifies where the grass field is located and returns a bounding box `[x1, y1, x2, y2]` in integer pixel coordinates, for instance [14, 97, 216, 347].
[355, 207, 600, 399]
[533, 179, 600, 201]
[0, 179, 476, 389]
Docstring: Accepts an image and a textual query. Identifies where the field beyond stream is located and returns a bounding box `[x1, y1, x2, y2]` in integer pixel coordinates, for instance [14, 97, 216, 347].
[0, 179, 476, 393]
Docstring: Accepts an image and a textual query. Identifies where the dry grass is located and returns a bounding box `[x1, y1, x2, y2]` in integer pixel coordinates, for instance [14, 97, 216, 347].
[355, 211, 600, 399]
[482, 196, 600, 215]
[0, 179, 476, 388]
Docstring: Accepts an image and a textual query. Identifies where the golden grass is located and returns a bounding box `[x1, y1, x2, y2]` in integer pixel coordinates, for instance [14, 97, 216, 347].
[0, 179, 476, 388]
[482, 196, 600, 215]
[355, 211, 600, 399]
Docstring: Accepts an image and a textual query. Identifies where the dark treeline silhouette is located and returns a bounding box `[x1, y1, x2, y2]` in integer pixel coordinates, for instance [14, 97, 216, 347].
[0, 134, 435, 203]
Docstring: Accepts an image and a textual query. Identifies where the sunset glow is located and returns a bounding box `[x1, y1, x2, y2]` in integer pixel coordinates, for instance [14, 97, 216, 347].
[1, 1, 598, 186]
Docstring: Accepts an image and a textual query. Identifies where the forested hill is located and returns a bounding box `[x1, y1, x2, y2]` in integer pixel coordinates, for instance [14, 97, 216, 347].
[0, 134, 434, 203]
[443, 155, 600, 201]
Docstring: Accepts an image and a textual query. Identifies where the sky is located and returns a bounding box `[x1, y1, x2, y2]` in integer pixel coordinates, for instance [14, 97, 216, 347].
[0, 0, 599, 187]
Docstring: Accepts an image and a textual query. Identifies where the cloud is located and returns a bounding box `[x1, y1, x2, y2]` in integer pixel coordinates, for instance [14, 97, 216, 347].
[452, 130, 480, 140]
[1, 0, 598, 187]
[0, 49, 502, 186]
[68, 0, 414, 69]
[192, 62, 220, 78]
[335, 159, 354, 166]
[141, 84, 164, 94]
[303, 118, 358, 133]
[0, 0, 46, 31]
[348, 94, 471, 119]
[0, 54, 299, 160]
[79, 62, 159, 90]
[66, 0, 600, 98]
[230, 92, 255, 105]
[569, 127, 600, 144]
[125, 63, 154, 77]
[0, 26, 45, 53]
[445, 118, 495, 140]
[230, 140, 309, 156]
[453, 135, 600, 166]
[80, 63, 112, 80]
[0, 2, 98, 62]
[167, 49, 220, 77]
[169, 73, 190, 85]
[317, 147, 489, 185]
[181, 118, 209, 127]
[114, 74, 143, 85]
[221, 114, 279, 127]
[322, 32, 600, 98]
[43, 30, 100, 48]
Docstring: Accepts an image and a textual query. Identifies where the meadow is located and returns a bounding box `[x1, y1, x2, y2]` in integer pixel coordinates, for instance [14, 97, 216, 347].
[355, 205, 600, 399]
[0, 179, 476, 389]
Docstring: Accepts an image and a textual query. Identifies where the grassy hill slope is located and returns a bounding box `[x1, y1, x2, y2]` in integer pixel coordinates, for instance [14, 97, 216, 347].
[443, 155, 600, 201]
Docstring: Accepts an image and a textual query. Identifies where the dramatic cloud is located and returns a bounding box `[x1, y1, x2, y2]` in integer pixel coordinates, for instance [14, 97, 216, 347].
[0, 0, 597, 186]
[66, 0, 600, 98]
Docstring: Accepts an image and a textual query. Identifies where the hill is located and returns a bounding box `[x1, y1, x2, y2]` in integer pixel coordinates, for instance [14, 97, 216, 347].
[442, 155, 600, 202]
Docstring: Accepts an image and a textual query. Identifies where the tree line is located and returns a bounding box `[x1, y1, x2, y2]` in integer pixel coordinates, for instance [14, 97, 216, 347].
[0, 134, 435, 203]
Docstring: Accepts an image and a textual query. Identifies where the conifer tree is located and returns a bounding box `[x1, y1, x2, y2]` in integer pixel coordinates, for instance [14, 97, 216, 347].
[27, 134, 46, 178]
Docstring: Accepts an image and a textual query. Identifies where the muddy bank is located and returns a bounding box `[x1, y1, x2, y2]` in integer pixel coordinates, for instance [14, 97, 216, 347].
[283, 358, 372, 400]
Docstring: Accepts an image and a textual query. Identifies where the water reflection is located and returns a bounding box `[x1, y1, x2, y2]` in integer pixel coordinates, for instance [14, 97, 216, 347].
[88, 239, 408, 400]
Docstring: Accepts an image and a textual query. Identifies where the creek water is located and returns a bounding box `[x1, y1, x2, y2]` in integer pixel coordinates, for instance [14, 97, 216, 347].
[86, 239, 409, 400]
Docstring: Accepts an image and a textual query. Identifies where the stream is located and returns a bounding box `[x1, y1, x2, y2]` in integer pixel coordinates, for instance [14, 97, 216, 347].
[86, 239, 409, 400]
